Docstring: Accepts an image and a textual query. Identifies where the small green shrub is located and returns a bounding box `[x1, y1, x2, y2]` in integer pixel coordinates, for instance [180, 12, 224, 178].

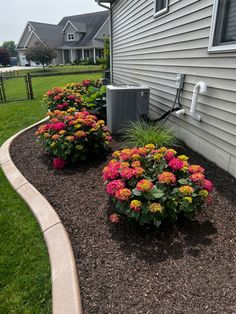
[123, 120, 177, 148]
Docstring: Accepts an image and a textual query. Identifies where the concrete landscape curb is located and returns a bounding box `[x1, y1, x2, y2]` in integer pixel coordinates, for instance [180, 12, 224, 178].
[0, 118, 83, 314]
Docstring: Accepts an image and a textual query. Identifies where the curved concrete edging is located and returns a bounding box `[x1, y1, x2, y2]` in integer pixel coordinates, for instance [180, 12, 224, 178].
[0, 118, 83, 314]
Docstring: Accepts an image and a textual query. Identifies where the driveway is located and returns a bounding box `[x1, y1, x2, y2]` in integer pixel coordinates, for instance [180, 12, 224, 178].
[0, 66, 42, 72]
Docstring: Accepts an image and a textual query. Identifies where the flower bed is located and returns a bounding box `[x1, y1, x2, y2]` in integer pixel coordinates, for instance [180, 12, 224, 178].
[10, 127, 236, 314]
[103, 145, 213, 227]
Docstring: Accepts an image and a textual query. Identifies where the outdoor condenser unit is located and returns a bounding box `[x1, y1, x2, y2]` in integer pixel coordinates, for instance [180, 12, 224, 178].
[106, 85, 150, 134]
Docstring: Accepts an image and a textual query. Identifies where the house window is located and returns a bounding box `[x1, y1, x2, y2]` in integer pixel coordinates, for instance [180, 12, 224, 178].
[67, 33, 75, 41]
[209, 0, 236, 52]
[154, 0, 169, 17]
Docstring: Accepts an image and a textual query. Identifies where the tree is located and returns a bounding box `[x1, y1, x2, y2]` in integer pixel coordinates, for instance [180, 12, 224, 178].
[25, 42, 57, 68]
[0, 48, 10, 66]
[2, 41, 17, 57]
[103, 37, 110, 70]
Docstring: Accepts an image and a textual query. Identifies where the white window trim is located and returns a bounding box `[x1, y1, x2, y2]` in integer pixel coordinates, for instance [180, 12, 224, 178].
[208, 0, 236, 53]
[153, 0, 169, 18]
[67, 33, 75, 41]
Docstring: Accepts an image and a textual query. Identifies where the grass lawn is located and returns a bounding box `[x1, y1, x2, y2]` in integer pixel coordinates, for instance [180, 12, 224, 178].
[13, 64, 102, 76]
[0, 71, 102, 312]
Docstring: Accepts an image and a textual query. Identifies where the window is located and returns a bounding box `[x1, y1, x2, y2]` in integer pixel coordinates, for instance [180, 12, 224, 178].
[209, 0, 236, 52]
[154, 0, 169, 17]
[67, 33, 75, 41]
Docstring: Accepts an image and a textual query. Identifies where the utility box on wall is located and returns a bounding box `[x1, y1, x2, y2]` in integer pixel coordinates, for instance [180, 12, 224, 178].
[106, 85, 150, 134]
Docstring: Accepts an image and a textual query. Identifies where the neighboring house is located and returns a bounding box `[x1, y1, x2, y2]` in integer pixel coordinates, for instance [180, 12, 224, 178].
[96, 0, 236, 178]
[17, 11, 109, 66]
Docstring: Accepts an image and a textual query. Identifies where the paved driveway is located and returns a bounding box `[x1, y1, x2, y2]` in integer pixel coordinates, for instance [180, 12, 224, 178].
[0, 66, 42, 72]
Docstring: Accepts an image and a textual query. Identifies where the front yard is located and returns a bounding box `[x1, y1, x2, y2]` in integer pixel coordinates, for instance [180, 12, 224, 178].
[0, 71, 102, 312]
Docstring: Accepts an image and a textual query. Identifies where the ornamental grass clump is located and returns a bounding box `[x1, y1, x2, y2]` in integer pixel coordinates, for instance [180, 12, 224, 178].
[36, 108, 112, 169]
[123, 120, 177, 148]
[103, 144, 213, 227]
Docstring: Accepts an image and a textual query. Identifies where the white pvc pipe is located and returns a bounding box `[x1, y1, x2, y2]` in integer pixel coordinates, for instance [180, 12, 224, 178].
[175, 109, 186, 117]
[190, 81, 207, 122]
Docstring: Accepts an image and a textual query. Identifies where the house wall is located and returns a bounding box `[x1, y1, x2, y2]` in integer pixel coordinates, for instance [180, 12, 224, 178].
[111, 0, 236, 178]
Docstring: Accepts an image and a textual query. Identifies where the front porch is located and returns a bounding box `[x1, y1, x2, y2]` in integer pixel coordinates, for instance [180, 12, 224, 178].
[61, 48, 104, 64]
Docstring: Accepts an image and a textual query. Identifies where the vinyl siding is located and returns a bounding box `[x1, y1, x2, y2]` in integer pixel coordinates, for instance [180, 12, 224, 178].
[111, 0, 236, 175]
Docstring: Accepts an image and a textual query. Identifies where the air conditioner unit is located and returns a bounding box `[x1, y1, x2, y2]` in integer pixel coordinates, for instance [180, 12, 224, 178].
[106, 85, 150, 134]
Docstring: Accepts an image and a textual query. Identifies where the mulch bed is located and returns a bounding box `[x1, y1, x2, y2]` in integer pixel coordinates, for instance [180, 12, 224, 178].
[10, 126, 236, 314]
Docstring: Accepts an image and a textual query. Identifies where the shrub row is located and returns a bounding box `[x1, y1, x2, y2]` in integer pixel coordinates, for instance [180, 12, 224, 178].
[36, 79, 110, 168]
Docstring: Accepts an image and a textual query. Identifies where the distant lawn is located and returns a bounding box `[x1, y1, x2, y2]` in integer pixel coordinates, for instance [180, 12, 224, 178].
[13, 64, 102, 76]
[2, 71, 103, 103]
[0, 71, 102, 312]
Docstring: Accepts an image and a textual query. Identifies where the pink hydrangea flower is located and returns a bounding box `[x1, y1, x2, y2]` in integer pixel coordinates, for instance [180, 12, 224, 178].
[164, 151, 175, 161]
[188, 165, 205, 174]
[103, 165, 120, 180]
[51, 122, 66, 131]
[120, 167, 135, 180]
[190, 173, 205, 182]
[168, 158, 184, 171]
[203, 179, 213, 192]
[106, 180, 125, 196]
[109, 213, 120, 223]
[53, 157, 66, 169]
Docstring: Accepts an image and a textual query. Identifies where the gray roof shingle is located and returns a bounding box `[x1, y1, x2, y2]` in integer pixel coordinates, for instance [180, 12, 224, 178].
[29, 22, 63, 48]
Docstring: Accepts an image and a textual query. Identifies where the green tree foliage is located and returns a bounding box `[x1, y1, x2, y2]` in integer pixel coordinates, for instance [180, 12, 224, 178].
[25, 42, 57, 68]
[2, 41, 17, 57]
[0, 48, 10, 66]
[103, 37, 110, 70]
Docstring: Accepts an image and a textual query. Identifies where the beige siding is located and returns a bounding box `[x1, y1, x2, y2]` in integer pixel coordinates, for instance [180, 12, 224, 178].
[111, 0, 236, 175]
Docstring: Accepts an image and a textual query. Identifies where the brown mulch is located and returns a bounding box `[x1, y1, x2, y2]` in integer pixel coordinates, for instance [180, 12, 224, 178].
[10, 126, 236, 314]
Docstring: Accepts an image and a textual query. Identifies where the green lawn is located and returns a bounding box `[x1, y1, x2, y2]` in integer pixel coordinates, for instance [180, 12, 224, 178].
[0, 71, 102, 313]
[14, 64, 102, 76]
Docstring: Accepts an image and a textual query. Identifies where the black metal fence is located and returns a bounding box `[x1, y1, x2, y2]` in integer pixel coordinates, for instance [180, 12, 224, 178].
[0, 69, 102, 103]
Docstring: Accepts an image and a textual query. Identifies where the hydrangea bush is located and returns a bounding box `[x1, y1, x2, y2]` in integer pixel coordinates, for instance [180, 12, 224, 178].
[43, 80, 106, 115]
[36, 108, 112, 169]
[103, 145, 213, 227]
[42, 86, 83, 112]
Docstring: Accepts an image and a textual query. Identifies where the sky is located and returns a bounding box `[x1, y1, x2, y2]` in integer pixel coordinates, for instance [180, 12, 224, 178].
[0, 0, 106, 45]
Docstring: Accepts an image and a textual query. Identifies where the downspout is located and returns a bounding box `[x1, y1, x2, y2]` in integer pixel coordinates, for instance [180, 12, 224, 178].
[96, 0, 113, 83]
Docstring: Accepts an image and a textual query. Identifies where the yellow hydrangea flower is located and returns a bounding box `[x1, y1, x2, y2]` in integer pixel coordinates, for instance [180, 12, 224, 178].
[183, 197, 193, 203]
[149, 203, 164, 213]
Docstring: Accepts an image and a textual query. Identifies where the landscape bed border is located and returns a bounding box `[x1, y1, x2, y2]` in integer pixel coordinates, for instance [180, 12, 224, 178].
[0, 118, 83, 314]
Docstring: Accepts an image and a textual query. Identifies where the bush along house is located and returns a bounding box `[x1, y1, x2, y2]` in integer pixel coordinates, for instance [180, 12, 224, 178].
[17, 10, 109, 66]
[96, 0, 236, 178]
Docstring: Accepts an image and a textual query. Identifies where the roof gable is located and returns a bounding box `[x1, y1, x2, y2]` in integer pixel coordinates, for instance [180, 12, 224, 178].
[62, 20, 86, 33]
